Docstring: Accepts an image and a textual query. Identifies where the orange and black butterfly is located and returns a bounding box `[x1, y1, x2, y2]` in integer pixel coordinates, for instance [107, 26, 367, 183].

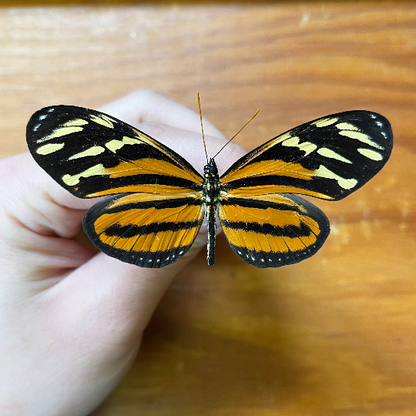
[26, 105, 392, 268]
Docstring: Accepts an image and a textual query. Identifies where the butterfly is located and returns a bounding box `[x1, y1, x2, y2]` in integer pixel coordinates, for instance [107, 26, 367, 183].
[26, 105, 393, 268]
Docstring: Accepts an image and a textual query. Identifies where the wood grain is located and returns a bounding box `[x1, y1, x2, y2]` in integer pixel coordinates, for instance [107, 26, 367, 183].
[1, 2, 415, 415]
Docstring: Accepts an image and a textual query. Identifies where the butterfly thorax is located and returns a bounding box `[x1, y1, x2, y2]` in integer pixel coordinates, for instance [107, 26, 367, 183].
[202, 158, 221, 265]
[202, 158, 221, 205]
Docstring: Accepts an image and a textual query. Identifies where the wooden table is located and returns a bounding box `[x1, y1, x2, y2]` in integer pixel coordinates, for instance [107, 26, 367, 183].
[1, 2, 415, 415]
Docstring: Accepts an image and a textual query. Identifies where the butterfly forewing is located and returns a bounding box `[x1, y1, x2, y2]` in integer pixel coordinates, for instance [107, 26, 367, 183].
[26, 106, 203, 198]
[221, 111, 392, 201]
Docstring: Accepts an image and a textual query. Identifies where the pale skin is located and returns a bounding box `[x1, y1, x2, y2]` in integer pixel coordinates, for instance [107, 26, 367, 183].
[0, 90, 246, 416]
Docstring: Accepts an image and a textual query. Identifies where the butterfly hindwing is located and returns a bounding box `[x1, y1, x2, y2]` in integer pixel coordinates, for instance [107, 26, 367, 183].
[218, 193, 330, 268]
[26, 105, 203, 198]
[83, 193, 205, 267]
[221, 111, 392, 201]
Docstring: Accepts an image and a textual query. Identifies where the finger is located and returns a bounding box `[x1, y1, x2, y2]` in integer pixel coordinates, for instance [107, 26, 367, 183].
[99, 88, 226, 139]
[99, 89, 245, 174]
[54, 244, 203, 338]
[0, 154, 88, 239]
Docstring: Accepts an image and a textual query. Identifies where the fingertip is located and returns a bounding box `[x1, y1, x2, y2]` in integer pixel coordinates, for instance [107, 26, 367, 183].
[98, 89, 226, 139]
[0, 154, 93, 238]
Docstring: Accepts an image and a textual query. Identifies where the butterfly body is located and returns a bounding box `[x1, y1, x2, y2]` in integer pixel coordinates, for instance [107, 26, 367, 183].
[201, 158, 221, 266]
[26, 105, 392, 268]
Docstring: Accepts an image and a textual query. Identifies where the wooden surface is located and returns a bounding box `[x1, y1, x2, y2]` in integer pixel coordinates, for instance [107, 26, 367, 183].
[1, 2, 416, 415]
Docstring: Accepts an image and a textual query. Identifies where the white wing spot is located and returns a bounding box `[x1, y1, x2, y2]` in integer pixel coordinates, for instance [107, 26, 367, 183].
[36, 126, 84, 144]
[105, 136, 142, 153]
[317, 148, 352, 164]
[336, 122, 359, 131]
[316, 165, 358, 190]
[68, 146, 106, 160]
[37, 142, 65, 155]
[63, 119, 89, 127]
[90, 114, 115, 128]
[357, 148, 383, 161]
[314, 117, 338, 128]
[275, 131, 292, 144]
[62, 163, 106, 186]
[282, 136, 317, 156]
[338, 130, 384, 150]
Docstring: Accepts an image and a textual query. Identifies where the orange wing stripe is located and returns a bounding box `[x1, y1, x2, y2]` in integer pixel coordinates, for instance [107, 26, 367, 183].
[94, 205, 201, 230]
[223, 186, 333, 200]
[220, 204, 303, 228]
[87, 185, 199, 198]
[221, 228, 315, 253]
[106, 193, 200, 209]
[104, 158, 203, 184]
[100, 228, 200, 253]
[221, 160, 315, 183]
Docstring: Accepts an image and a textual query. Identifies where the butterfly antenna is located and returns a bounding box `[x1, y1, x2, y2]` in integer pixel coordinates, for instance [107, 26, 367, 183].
[212, 109, 260, 159]
[197, 91, 210, 164]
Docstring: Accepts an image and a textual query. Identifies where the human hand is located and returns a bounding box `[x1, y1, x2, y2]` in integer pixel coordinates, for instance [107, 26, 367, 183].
[0, 90, 245, 416]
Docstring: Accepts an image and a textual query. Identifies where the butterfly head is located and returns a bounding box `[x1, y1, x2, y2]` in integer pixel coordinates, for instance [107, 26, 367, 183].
[204, 158, 218, 177]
